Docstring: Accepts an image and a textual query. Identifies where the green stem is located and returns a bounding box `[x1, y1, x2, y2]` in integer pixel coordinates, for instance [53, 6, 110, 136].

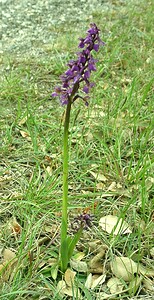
[61, 97, 72, 245]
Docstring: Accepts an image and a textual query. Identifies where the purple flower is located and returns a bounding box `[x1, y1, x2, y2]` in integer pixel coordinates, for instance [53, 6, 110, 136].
[71, 213, 93, 232]
[52, 23, 105, 105]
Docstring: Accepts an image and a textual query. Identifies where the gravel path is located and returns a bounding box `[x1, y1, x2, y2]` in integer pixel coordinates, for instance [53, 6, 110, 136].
[1, 0, 108, 58]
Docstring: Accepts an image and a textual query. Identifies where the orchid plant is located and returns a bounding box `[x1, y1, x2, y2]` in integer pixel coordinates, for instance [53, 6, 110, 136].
[52, 23, 105, 272]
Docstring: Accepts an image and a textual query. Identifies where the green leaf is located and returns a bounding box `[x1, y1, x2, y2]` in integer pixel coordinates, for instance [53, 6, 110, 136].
[51, 264, 59, 280]
[68, 228, 83, 261]
[60, 229, 83, 272]
[60, 238, 69, 272]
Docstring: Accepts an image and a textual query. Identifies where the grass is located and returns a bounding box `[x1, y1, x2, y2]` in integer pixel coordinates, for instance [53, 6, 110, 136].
[0, 0, 154, 299]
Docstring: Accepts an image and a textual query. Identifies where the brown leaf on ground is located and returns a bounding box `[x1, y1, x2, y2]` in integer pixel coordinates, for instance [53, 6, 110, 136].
[70, 258, 88, 273]
[20, 130, 31, 141]
[8, 217, 22, 236]
[64, 268, 76, 287]
[0, 248, 17, 282]
[85, 273, 106, 290]
[89, 171, 108, 182]
[107, 277, 124, 294]
[99, 215, 132, 235]
[88, 246, 107, 274]
[110, 256, 138, 282]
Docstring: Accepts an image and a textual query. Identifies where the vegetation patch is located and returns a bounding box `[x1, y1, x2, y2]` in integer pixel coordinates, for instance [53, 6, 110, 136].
[0, 0, 154, 299]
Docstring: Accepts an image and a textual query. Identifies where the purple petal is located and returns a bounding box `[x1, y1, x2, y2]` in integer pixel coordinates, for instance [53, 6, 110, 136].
[84, 36, 92, 44]
[65, 69, 73, 76]
[78, 38, 85, 48]
[78, 55, 86, 64]
[87, 23, 100, 35]
[72, 65, 79, 72]
[93, 44, 99, 52]
[88, 63, 96, 71]
[61, 99, 68, 105]
[84, 70, 90, 80]
[63, 82, 69, 88]
[74, 74, 81, 83]
[83, 85, 89, 94]
[52, 92, 58, 97]
[67, 60, 75, 67]
[55, 86, 62, 92]
[90, 82, 95, 88]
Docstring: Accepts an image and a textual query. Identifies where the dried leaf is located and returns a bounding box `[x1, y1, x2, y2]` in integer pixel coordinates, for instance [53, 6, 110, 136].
[107, 277, 124, 294]
[90, 248, 106, 267]
[150, 247, 154, 258]
[110, 256, 138, 282]
[145, 177, 154, 191]
[143, 278, 154, 292]
[3, 249, 16, 262]
[62, 285, 81, 297]
[57, 278, 81, 298]
[88, 248, 106, 274]
[18, 115, 28, 126]
[9, 218, 22, 235]
[91, 274, 106, 290]
[89, 171, 107, 182]
[138, 263, 154, 277]
[107, 181, 117, 191]
[64, 268, 76, 287]
[70, 258, 88, 273]
[99, 215, 132, 235]
[46, 166, 53, 176]
[73, 252, 85, 261]
[89, 260, 104, 274]
[96, 182, 105, 190]
[96, 292, 111, 299]
[85, 273, 93, 289]
[0, 262, 4, 270]
[90, 248, 106, 264]
[57, 280, 66, 297]
[87, 240, 105, 253]
[1, 249, 17, 282]
[85, 273, 106, 290]
[85, 131, 93, 142]
[20, 130, 31, 141]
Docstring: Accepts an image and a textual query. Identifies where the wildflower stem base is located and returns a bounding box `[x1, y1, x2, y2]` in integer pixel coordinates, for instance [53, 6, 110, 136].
[60, 97, 72, 271]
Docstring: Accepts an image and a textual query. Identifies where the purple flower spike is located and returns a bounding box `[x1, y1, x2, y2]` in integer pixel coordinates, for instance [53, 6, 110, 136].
[52, 23, 105, 105]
